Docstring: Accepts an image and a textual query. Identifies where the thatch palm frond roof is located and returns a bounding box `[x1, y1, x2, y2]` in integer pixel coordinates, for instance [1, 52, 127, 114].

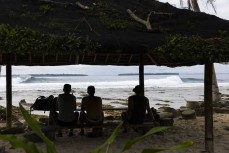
[0, 0, 229, 66]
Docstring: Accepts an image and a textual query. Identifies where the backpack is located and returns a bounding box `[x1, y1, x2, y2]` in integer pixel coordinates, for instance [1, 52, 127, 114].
[30, 95, 57, 111]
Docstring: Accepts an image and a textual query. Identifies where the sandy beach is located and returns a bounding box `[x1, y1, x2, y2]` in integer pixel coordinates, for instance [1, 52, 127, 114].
[0, 111, 229, 153]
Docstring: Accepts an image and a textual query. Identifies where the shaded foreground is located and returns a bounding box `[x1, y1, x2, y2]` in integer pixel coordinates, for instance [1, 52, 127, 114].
[0, 110, 229, 153]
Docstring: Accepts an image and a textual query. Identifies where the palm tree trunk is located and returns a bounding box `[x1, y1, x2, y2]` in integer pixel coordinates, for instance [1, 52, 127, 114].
[212, 65, 221, 103]
[187, 0, 191, 10]
[189, 0, 201, 12]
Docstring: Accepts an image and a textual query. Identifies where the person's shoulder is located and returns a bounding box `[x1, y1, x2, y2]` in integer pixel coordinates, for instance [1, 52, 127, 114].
[82, 96, 90, 102]
[58, 93, 64, 97]
[128, 95, 135, 98]
[143, 96, 149, 102]
[128, 95, 135, 101]
[71, 94, 76, 99]
[82, 96, 89, 100]
[71, 94, 76, 97]
[144, 96, 149, 100]
[93, 96, 102, 103]
[94, 96, 102, 99]
[129, 95, 135, 98]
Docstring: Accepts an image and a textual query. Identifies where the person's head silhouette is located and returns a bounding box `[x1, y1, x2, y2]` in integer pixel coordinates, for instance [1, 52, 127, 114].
[133, 85, 142, 95]
[87, 86, 95, 96]
[63, 84, 71, 94]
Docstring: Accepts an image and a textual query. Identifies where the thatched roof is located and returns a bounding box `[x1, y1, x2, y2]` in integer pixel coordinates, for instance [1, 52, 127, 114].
[0, 0, 229, 66]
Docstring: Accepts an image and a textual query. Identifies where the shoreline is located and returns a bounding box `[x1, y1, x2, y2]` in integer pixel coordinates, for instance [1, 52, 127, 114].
[0, 86, 214, 109]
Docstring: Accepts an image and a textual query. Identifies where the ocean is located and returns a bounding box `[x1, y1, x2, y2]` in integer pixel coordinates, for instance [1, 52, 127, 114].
[1, 63, 229, 112]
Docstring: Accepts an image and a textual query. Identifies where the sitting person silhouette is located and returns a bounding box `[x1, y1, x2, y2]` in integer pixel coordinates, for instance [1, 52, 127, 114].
[79, 86, 104, 136]
[55, 84, 78, 137]
[122, 85, 158, 132]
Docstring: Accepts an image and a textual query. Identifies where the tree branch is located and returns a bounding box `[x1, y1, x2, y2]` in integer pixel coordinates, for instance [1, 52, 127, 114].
[127, 9, 152, 31]
[75, 1, 89, 10]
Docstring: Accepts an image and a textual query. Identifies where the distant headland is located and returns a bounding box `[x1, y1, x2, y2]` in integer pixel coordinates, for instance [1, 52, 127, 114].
[118, 73, 179, 76]
[1, 74, 88, 77]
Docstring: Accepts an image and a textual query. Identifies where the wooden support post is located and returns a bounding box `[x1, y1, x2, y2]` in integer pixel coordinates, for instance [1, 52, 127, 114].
[128, 55, 132, 64]
[117, 55, 121, 64]
[42, 54, 45, 64]
[6, 54, 12, 128]
[105, 55, 109, 64]
[93, 55, 97, 63]
[14, 54, 17, 64]
[0, 53, 2, 64]
[82, 55, 84, 63]
[204, 61, 214, 153]
[56, 54, 58, 62]
[75, 55, 79, 64]
[68, 54, 72, 62]
[29, 53, 32, 64]
[147, 53, 158, 65]
[139, 52, 144, 96]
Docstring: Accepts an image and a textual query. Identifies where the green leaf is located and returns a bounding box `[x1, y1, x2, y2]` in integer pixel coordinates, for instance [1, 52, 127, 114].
[169, 140, 193, 150]
[117, 126, 169, 153]
[91, 122, 123, 153]
[0, 134, 42, 153]
[141, 140, 193, 153]
[141, 148, 165, 153]
[19, 104, 57, 153]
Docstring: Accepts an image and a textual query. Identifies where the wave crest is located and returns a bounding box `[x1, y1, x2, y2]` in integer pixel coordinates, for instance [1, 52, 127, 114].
[13, 75, 33, 83]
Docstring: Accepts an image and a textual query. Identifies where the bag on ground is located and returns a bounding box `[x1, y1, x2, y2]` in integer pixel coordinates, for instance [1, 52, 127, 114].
[30, 95, 57, 111]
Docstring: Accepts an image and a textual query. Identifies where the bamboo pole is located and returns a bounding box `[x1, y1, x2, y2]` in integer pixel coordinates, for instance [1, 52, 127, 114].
[204, 61, 214, 153]
[6, 53, 12, 127]
[0, 53, 2, 64]
[139, 52, 144, 96]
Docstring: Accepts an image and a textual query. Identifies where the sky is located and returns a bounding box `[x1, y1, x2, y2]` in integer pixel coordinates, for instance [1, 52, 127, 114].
[159, 0, 229, 20]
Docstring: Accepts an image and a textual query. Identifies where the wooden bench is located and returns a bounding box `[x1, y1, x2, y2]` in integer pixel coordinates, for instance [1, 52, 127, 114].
[42, 121, 155, 131]
[29, 107, 159, 140]
[41, 121, 156, 140]
[41, 122, 119, 132]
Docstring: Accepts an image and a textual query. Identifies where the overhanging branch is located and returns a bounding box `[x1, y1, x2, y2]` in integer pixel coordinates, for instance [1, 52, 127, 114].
[75, 1, 89, 10]
[127, 9, 152, 31]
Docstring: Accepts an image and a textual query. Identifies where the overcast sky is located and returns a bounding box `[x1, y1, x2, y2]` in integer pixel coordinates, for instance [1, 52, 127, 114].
[159, 0, 229, 20]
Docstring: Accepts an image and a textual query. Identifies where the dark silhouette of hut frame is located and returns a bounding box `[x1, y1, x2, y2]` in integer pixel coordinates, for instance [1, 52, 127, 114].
[0, 0, 229, 152]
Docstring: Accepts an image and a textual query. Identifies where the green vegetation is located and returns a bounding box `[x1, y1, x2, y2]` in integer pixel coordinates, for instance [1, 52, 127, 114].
[39, 22, 70, 31]
[154, 34, 229, 62]
[98, 12, 129, 30]
[20, 3, 50, 19]
[0, 104, 57, 153]
[1, 24, 228, 62]
[20, 11, 41, 20]
[39, 5, 52, 14]
[0, 24, 99, 55]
